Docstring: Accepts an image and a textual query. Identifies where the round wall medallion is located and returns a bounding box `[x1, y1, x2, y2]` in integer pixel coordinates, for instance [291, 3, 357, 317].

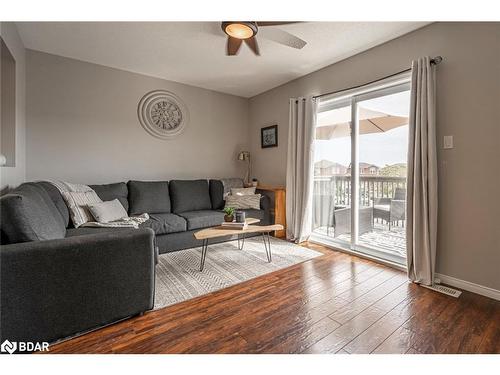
[137, 90, 189, 139]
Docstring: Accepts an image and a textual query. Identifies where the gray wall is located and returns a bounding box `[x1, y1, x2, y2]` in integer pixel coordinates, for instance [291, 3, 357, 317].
[0, 22, 26, 192]
[248, 22, 500, 290]
[20, 23, 500, 291]
[1, 38, 17, 167]
[26, 50, 250, 184]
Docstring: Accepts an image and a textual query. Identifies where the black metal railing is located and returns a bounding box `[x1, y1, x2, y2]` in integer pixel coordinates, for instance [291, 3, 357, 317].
[314, 175, 407, 207]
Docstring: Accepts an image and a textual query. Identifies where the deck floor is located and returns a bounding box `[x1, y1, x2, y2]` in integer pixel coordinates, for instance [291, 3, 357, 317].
[314, 222, 406, 258]
[46, 243, 500, 354]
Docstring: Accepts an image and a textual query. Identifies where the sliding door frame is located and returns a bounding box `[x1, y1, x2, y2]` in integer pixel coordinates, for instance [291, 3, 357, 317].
[351, 97, 359, 247]
[313, 73, 411, 266]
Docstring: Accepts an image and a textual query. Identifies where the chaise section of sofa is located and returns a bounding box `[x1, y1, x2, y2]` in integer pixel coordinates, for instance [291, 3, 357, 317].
[0, 228, 156, 344]
[0, 182, 156, 345]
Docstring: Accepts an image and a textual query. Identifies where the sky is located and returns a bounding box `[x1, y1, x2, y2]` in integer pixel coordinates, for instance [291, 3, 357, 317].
[314, 90, 410, 167]
[315, 126, 409, 167]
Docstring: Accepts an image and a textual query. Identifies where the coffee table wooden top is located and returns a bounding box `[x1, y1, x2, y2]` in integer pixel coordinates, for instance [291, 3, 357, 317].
[194, 218, 284, 240]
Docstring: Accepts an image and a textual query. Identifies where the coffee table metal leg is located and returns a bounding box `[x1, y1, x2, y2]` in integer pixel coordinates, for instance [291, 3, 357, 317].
[238, 233, 246, 250]
[267, 232, 273, 262]
[261, 232, 272, 263]
[266, 232, 272, 262]
[200, 239, 208, 272]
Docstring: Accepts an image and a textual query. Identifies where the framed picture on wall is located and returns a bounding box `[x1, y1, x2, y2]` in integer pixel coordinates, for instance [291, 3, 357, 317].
[261, 124, 278, 148]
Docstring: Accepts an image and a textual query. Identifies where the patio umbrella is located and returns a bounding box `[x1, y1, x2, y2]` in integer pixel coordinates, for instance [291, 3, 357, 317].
[315, 107, 409, 140]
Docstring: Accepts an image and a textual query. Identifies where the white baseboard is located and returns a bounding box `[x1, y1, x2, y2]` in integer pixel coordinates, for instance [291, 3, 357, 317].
[435, 273, 500, 301]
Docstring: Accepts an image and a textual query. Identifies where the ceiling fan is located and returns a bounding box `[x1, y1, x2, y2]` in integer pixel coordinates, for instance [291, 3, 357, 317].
[221, 21, 307, 56]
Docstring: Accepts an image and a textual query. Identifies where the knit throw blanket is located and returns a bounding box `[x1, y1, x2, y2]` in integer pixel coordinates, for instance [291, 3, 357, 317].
[81, 213, 149, 229]
[47, 180, 149, 229]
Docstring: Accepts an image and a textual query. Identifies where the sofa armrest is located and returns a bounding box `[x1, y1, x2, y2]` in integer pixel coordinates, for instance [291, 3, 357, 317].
[259, 193, 271, 212]
[0, 228, 156, 344]
[255, 191, 272, 225]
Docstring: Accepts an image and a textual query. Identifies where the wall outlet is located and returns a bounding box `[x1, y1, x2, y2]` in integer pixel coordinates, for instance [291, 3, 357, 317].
[443, 135, 454, 149]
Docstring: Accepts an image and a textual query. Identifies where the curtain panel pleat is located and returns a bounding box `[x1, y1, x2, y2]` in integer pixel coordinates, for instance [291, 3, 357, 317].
[406, 56, 438, 285]
[286, 97, 318, 243]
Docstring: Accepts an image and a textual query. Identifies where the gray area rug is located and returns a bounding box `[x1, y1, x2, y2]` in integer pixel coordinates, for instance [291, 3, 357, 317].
[154, 237, 322, 309]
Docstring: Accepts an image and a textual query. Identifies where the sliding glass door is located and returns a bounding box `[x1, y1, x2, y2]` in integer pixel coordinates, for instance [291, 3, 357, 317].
[312, 77, 410, 265]
[313, 99, 352, 244]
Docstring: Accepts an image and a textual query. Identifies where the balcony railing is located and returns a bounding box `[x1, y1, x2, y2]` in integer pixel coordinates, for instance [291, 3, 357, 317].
[314, 175, 406, 207]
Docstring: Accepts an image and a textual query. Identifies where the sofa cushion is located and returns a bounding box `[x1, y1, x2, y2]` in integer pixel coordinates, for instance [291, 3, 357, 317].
[0, 184, 66, 243]
[178, 210, 225, 230]
[209, 179, 225, 210]
[169, 180, 212, 214]
[37, 181, 70, 227]
[140, 213, 187, 235]
[90, 182, 129, 212]
[128, 180, 170, 215]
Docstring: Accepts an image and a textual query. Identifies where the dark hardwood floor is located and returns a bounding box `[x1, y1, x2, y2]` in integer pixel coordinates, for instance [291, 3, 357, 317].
[46, 243, 500, 354]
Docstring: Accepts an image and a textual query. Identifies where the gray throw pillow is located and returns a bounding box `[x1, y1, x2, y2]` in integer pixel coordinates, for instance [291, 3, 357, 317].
[88, 199, 128, 223]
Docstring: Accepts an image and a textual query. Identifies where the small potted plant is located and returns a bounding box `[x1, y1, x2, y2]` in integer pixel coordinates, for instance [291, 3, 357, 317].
[223, 207, 235, 222]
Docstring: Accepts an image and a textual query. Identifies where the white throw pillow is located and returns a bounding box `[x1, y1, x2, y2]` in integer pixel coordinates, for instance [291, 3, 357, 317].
[225, 194, 261, 210]
[230, 187, 256, 196]
[88, 199, 128, 223]
[62, 190, 103, 228]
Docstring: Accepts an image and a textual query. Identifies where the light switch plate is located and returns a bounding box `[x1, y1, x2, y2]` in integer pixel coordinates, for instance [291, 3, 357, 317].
[444, 136, 454, 149]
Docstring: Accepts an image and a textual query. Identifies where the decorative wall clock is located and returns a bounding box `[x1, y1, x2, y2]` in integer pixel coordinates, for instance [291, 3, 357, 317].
[137, 90, 189, 139]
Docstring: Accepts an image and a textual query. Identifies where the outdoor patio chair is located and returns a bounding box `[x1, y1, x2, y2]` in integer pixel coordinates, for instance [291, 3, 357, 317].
[372, 187, 406, 230]
[331, 205, 373, 238]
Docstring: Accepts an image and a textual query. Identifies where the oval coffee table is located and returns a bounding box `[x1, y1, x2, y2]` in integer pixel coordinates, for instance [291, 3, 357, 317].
[193, 218, 284, 271]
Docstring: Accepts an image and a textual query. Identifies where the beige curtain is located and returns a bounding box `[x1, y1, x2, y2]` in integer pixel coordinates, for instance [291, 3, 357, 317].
[406, 57, 438, 285]
[286, 97, 317, 243]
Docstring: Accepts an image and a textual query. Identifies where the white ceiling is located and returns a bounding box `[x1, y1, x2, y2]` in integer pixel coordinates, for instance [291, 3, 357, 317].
[16, 22, 429, 98]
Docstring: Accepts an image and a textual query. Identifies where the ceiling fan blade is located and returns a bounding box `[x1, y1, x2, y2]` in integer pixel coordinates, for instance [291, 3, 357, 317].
[244, 36, 260, 56]
[227, 36, 243, 55]
[259, 27, 307, 49]
[257, 21, 301, 27]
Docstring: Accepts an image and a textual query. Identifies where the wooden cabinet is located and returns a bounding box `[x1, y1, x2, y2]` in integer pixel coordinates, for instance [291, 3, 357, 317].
[256, 185, 286, 238]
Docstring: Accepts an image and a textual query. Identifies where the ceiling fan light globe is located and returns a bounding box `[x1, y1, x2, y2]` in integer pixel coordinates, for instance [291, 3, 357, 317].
[224, 23, 255, 40]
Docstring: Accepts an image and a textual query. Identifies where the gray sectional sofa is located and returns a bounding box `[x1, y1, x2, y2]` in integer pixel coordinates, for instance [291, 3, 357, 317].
[0, 178, 270, 346]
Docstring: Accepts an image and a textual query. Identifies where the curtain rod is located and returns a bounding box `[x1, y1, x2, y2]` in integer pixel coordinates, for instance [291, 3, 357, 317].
[312, 56, 443, 100]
